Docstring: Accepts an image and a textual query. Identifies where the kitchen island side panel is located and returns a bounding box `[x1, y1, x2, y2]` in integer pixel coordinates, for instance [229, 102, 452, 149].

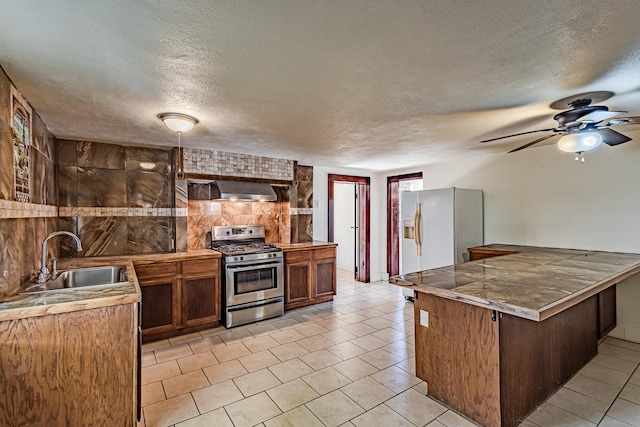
[414, 292, 501, 427]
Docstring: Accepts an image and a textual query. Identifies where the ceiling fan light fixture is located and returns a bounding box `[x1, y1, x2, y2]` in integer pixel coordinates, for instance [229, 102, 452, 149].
[557, 132, 602, 153]
[158, 112, 199, 134]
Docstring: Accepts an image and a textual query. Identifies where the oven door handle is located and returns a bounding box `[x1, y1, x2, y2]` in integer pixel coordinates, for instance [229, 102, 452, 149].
[226, 261, 283, 271]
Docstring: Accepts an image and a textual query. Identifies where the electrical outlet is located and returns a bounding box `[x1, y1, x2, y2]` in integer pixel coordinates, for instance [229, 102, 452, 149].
[420, 310, 429, 327]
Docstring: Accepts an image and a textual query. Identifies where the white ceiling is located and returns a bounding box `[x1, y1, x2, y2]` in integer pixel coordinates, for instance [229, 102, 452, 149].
[2, 1, 640, 171]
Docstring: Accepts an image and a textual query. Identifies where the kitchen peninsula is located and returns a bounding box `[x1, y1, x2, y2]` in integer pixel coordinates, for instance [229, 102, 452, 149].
[390, 244, 640, 427]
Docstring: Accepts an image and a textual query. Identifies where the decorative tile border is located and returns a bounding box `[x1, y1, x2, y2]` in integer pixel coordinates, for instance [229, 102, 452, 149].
[59, 207, 188, 217]
[0, 200, 57, 218]
[291, 208, 313, 215]
[184, 148, 294, 181]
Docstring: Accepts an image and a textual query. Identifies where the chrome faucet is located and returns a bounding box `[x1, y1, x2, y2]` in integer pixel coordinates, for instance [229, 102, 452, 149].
[37, 231, 83, 283]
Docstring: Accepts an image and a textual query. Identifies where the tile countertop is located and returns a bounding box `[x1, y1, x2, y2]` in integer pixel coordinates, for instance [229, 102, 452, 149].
[276, 241, 338, 252]
[389, 244, 640, 322]
[0, 250, 221, 322]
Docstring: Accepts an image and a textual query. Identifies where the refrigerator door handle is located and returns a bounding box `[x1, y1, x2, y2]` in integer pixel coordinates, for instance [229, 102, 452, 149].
[414, 203, 422, 256]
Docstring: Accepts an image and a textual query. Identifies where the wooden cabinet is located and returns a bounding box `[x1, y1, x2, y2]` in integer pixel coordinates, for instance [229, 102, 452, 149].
[0, 303, 139, 426]
[598, 284, 616, 339]
[468, 247, 517, 261]
[136, 257, 220, 341]
[284, 246, 336, 310]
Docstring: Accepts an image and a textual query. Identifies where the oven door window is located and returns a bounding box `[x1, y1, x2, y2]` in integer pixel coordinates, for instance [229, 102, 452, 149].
[233, 265, 278, 294]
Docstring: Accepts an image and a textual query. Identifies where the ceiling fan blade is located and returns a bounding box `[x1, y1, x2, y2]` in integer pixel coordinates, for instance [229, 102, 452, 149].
[480, 128, 554, 143]
[508, 133, 561, 153]
[597, 128, 632, 146]
[579, 110, 626, 124]
[608, 116, 640, 126]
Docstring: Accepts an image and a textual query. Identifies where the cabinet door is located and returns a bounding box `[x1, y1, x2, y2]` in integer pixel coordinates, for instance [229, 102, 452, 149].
[285, 262, 313, 305]
[314, 258, 336, 298]
[182, 274, 220, 327]
[598, 285, 616, 339]
[140, 276, 179, 335]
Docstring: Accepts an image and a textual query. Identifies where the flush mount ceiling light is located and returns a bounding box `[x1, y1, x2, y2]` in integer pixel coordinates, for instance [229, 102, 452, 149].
[557, 132, 602, 163]
[158, 113, 199, 178]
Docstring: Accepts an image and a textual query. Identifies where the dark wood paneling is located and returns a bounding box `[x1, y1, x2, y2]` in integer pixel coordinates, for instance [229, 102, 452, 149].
[286, 262, 312, 303]
[598, 285, 617, 339]
[0, 304, 136, 426]
[285, 250, 312, 263]
[315, 258, 336, 296]
[134, 262, 177, 278]
[183, 259, 217, 276]
[312, 247, 336, 260]
[182, 275, 219, 327]
[140, 280, 175, 331]
[468, 248, 517, 261]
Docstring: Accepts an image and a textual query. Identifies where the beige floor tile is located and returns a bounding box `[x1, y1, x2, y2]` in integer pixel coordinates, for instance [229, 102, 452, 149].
[225, 392, 283, 427]
[191, 379, 244, 413]
[264, 405, 324, 427]
[599, 343, 640, 363]
[340, 376, 396, 410]
[525, 402, 596, 427]
[270, 342, 309, 361]
[271, 328, 306, 344]
[386, 389, 447, 426]
[234, 368, 282, 397]
[218, 328, 254, 345]
[142, 360, 182, 385]
[350, 404, 414, 427]
[267, 378, 320, 412]
[578, 361, 631, 387]
[327, 341, 368, 359]
[198, 325, 226, 338]
[372, 327, 406, 343]
[363, 316, 396, 330]
[606, 337, 640, 352]
[175, 407, 234, 427]
[621, 383, 640, 405]
[305, 389, 364, 427]
[316, 317, 350, 330]
[269, 358, 315, 383]
[142, 351, 157, 367]
[607, 398, 640, 426]
[297, 335, 335, 352]
[302, 366, 353, 395]
[203, 359, 248, 384]
[333, 357, 379, 381]
[188, 335, 225, 354]
[413, 381, 428, 395]
[168, 331, 203, 346]
[630, 369, 640, 386]
[597, 415, 637, 427]
[426, 420, 447, 427]
[436, 409, 479, 427]
[350, 335, 388, 351]
[300, 349, 343, 370]
[322, 329, 359, 344]
[296, 323, 330, 337]
[591, 353, 640, 374]
[213, 342, 251, 362]
[154, 343, 194, 363]
[565, 373, 621, 403]
[395, 356, 416, 375]
[548, 387, 609, 423]
[142, 339, 170, 352]
[370, 365, 421, 394]
[244, 335, 280, 353]
[238, 349, 281, 372]
[144, 393, 199, 427]
[177, 351, 219, 373]
[141, 381, 166, 406]
[245, 321, 279, 336]
[342, 322, 378, 337]
[271, 317, 302, 330]
[162, 369, 210, 398]
[358, 348, 403, 370]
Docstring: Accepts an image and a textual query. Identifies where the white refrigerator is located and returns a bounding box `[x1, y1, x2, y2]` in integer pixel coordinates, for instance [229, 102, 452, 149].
[399, 187, 483, 299]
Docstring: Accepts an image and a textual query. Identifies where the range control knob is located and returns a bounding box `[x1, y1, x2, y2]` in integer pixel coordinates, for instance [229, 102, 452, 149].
[240, 256, 244, 261]
[233, 257, 239, 262]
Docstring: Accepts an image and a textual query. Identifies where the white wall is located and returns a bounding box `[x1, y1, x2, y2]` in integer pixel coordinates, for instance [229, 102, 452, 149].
[314, 141, 640, 342]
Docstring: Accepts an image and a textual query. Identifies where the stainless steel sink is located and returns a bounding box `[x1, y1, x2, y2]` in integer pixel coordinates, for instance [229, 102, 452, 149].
[25, 265, 128, 292]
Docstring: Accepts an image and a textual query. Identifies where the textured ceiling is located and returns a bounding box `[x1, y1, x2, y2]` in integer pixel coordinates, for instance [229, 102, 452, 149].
[2, 1, 640, 171]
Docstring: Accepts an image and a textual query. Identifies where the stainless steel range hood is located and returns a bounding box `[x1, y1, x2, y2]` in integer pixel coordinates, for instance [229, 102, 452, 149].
[210, 180, 277, 202]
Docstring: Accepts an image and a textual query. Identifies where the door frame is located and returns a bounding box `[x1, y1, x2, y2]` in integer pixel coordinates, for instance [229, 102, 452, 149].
[386, 172, 423, 277]
[328, 174, 370, 283]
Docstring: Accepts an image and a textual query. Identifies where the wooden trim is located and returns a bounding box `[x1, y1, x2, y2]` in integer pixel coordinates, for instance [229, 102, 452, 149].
[328, 174, 371, 282]
[386, 172, 422, 276]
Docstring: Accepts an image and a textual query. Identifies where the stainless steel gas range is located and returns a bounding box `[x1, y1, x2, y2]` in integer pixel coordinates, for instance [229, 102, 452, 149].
[211, 225, 284, 328]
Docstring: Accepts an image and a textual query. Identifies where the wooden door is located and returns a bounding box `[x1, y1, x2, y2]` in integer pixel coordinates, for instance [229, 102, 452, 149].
[285, 251, 313, 307]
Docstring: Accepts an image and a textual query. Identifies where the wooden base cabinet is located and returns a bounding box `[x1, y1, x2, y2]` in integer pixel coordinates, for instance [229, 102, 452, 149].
[0, 303, 139, 426]
[284, 247, 336, 310]
[136, 258, 220, 341]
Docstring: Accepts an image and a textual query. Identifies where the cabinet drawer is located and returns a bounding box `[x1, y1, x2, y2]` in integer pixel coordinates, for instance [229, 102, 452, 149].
[285, 250, 311, 263]
[313, 247, 336, 260]
[183, 259, 219, 276]
[134, 262, 177, 280]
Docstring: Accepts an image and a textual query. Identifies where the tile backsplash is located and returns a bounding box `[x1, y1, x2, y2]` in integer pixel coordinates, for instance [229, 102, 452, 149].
[184, 148, 295, 181]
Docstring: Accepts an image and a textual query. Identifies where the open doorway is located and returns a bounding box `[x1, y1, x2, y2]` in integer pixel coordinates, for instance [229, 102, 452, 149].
[386, 172, 423, 277]
[328, 174, 370, 283]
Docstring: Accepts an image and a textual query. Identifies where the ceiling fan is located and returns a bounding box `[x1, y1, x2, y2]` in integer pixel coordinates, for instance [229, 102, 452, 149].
[480, 91, 640, 161]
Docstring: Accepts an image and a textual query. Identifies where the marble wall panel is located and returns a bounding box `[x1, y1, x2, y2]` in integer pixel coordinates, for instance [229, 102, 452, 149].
[125, 146, 170, 173]
[297, 214, 313, 243]
[31, 112, 54, 159]
[290, 216, 299, 244]
[73, 216, 128, 257]
[126, 170, 171, 208]
[77, 167, 126, 207]
[58, 139, 77, 166]
[297, 165, 313, 181]
[58, 166, 77, 207]
[0, 69, 13, 200]
[297, 181, 313, 209]
[29, 148, 56, 205]
[222, 202, 252, 216]
[127, 217, 172, 254]
[77, 141, 125, 169]
[175, 179, 188, 209]
[175, 216, 188, 252]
